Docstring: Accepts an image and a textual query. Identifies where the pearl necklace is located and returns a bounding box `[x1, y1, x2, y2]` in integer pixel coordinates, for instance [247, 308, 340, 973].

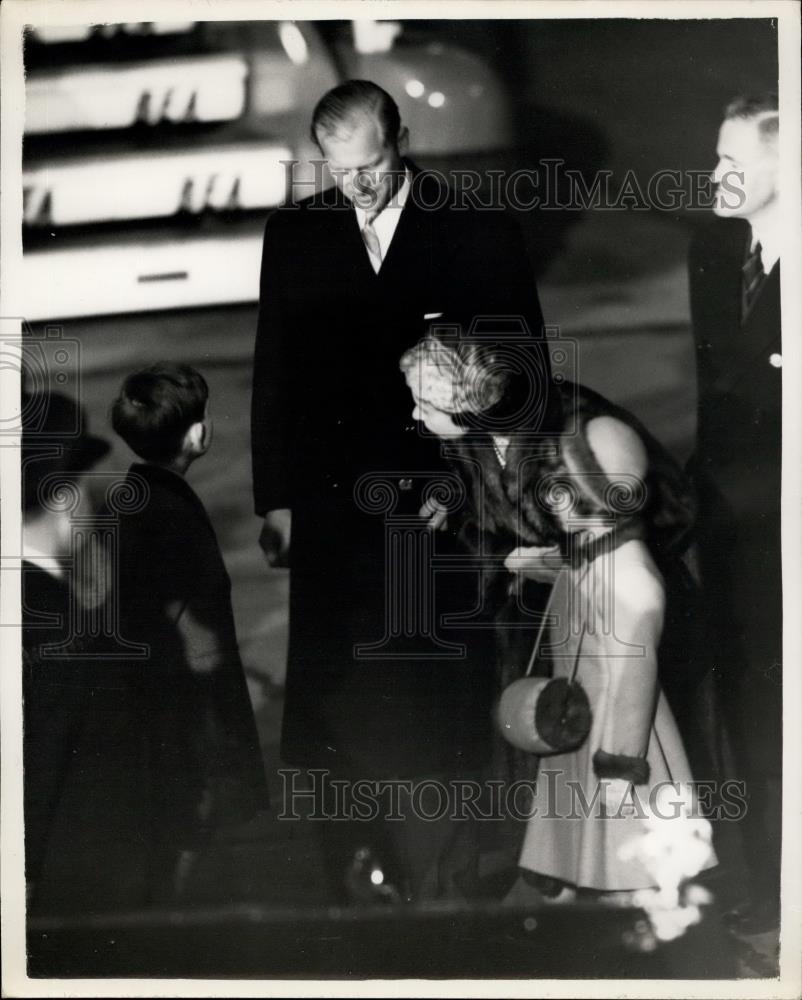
[492, 436, 509, 468]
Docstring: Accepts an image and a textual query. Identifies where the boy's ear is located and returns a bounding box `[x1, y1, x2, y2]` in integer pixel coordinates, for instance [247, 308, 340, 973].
[185, 420, 205, 454]
[199, 419, 211, 450]
[397, 125, 409, 157]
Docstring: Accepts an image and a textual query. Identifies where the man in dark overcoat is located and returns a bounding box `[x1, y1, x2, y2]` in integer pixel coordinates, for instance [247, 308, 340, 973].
[688, 93, 781, 931]
[251, 80, 555, 900]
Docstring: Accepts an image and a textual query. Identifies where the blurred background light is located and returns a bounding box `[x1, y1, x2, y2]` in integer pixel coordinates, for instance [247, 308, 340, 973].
[278, 22, 309, 65]
[405, 79, 425, 99]
[427, 91, 445, 108]
[352, 19, 402, 55]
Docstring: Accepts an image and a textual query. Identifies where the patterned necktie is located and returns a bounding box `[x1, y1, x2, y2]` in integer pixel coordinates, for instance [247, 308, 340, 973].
[742, 240, 765, 316]
[361, 209, 382, 271]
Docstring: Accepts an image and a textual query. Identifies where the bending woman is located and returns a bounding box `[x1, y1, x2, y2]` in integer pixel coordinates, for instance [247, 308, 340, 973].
[399, 329, 716, 897]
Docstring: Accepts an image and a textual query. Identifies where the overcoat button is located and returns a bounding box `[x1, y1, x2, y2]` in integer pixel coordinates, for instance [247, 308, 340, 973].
[769, 353, 782, 368]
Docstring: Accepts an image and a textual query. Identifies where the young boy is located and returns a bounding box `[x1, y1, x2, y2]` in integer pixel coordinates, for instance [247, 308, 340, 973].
[110, 362, 268, 903]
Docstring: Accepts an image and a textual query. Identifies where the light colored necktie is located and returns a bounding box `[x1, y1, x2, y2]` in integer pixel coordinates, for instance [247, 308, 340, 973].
[361, 209, 382, 270]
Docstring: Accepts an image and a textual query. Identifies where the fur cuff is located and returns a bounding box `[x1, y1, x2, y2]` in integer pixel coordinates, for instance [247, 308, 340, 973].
[593, 749, 650, 785]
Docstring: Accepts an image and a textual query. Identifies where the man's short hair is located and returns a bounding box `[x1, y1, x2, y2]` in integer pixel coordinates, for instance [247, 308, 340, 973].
[311, 79, 401, 148]
[111, 362, 208, 462]
[724, 92, 779, 144]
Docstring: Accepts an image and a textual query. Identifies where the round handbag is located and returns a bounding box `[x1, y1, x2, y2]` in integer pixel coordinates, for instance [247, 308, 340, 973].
[496, 575, 592, 756]
[496, 674, 591, 754]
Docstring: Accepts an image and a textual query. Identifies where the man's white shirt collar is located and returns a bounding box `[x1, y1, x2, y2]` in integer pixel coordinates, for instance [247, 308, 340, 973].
[354, 168, 412, 272]
[750, 221, 780, 273]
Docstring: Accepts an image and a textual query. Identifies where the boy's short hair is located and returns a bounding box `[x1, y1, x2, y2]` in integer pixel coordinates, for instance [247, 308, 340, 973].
[111, 363, 208, 462]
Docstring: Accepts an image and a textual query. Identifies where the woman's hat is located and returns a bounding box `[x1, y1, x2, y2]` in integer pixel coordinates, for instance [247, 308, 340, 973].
[22, 388, 110, 512]
[400, 322, 557, 433]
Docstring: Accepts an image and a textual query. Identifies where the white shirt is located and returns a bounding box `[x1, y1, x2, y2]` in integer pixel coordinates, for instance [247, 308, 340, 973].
[750, 221, 780, 273]
[354, 168, 412, 273]
[22, 543, 65, 579]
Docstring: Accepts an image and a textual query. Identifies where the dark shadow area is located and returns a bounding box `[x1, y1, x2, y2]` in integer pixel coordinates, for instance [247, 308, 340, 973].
[28, 899, 738, 979]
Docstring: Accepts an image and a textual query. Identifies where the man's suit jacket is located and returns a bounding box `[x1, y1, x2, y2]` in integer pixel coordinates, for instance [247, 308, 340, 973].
[689, 218, 781, 524]
[251, 163, 555, 777]
[688, 217, 781, 736]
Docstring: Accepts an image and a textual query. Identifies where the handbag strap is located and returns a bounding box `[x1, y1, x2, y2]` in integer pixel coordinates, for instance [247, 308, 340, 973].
[523, 563, 589, 686]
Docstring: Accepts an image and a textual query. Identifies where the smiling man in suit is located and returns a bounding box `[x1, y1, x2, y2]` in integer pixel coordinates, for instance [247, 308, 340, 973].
[688, 93, 781, 933]
[251, 80, 554, 902]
